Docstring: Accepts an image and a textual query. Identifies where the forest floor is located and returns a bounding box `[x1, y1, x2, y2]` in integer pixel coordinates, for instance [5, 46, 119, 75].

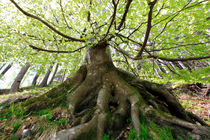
[0, 83, 209, 139]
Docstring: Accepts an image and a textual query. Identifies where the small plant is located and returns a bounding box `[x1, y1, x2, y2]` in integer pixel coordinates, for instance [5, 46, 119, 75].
[40, 121, 44, 133]
[127, 128, 139, 140]
[10, 103, 15, 116]
[45, 114, 53, 120]
[158, 126, 173, 140]
[101, 134, 109, 140]
[56, 118, 68, 126]
[12, 122, 21, 132]
[16, 102, 25, 117]
[140, 125, 149, 140]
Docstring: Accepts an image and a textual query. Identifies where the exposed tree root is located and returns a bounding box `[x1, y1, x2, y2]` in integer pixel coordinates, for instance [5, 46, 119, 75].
[47, 66, 210, 140]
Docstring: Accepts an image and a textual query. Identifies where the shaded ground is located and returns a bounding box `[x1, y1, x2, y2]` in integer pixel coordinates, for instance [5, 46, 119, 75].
[178, 94, 210, 125]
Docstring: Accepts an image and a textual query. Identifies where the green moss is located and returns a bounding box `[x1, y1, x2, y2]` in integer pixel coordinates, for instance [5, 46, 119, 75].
[117, 69, 136, 83]
[77, 126, 97, 140]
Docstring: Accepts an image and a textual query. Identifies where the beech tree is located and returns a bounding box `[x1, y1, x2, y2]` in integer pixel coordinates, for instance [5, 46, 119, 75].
[0, 63, 12, 78]
[0, 0, 210, 139]
[9, 62, 30, 93]
[48, 63, 59, 85]
[39, 64, 53, 87]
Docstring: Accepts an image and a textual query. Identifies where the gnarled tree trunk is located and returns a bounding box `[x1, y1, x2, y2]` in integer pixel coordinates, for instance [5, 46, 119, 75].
[44, 42, 209, 140]
[9, 62, 30, 93]
[11, 43, 209, 140]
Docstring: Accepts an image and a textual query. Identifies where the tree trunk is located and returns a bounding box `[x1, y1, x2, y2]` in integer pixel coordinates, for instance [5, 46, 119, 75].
[48, 63, 59, 85]
[0, 63, 6, 71]
[9, 62, 30, 93]
[39, 65, 53, 87]
[47, 43, 209, 140]
[3, 43, 209, 140]
[0, 63, 11, 76]
[172, 61, 183, 70]
[32, 73, 39, 86]
[61, 69, 66, 83]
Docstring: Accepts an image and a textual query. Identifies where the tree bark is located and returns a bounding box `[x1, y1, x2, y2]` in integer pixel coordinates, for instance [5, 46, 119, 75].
[39, 64, 53, 87]
[9, 62, 30, 93]
[48, 63, 59, 85]
[32, 73, 39, 86]
[0, 63, 11, 76]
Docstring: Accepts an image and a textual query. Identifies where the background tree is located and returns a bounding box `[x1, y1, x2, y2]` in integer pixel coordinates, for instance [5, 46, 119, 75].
[9, 62, 30, 93]
[0, 0, 209, 139]
[39, 64, 53, 87]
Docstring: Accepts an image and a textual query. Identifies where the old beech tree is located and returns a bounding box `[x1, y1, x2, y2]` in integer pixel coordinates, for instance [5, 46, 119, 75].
[1, 0, 210, 139]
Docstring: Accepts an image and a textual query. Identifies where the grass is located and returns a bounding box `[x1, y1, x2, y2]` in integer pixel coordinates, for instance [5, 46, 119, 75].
[0, 84, 58, 100]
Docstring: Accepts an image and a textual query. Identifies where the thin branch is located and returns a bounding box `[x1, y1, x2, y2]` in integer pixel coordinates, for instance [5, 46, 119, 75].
[116, 33, 143, 46]
[135, 0, 157, 59]
[149, 42, 209, 52]
[152, 0, 207, 27]
[157, 60, 180, 75]
[29, 45, 86, 53]
[128, 22, 146, 38]
[152, 1, 192, 41]
[117, 0, 133, 30]
[104, 0, 119, 39]
[59, 0, 71, 29]
[113, 43, 210, 62]
[154, 3, 165, 18]
[148, 55, 210, 62]
[10, 0, 85, 42]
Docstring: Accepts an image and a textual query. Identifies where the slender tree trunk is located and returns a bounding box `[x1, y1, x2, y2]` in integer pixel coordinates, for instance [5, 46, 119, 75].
[9, 62, 30, 93]
[48, 63, 59, 85]
[182, 61, 192, 72]
[172, 61, 183, 69]
[0, 63, 6, 71]
[32, 73, 39, 86]
[39, 65, 53, 87]
[0, 63, 11, 76]
[61, 69, 66, 83]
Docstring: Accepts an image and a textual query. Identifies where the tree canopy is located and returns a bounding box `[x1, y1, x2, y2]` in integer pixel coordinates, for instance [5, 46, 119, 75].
[0, 0, 209, 82]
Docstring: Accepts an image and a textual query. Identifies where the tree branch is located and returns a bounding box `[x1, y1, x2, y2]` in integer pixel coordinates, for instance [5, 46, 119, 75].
[134, 0, 157, 59]
[117, 0, 133, 30]
[10, 0, 85, 42]
[104, 0, 119, 39]
[152, 0, 207, 27]
[149, 55, 210, 62]
[29, 45, 86, 53]
[149, 42, 209, 52]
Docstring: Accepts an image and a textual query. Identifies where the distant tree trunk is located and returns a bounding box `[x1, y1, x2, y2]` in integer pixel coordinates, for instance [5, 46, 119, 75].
[9, 62, 30, 93]
[0, 64, 12, 76]
[0, 63, 6, 71]
[182, 62, 192, 72]
[61, 69, 67, 83]
[39, 65, 53, 87]
[32, 73, 39, 86]
[172, 61, 183, 70]
[48, 63, 59, 85]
